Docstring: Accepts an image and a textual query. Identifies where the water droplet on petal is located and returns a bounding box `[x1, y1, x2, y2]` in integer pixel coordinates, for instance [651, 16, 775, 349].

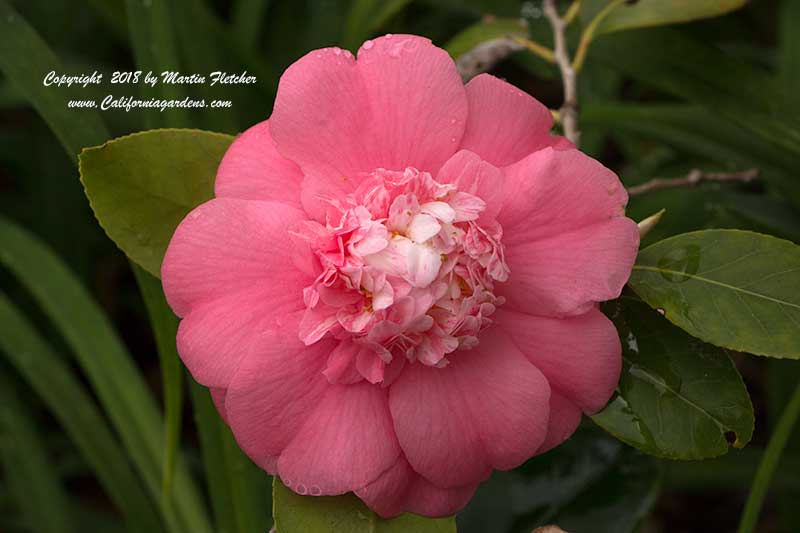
[363, 40, 374, 50]
[296, 484, 307, 495]
[450, 118, 457, 124]
[656, 308, 665, 315]
[385, 34, 393, 39]
[310, 486, 322, 496]
[450, 137, 457, 143]
[333, 47, 342, 56]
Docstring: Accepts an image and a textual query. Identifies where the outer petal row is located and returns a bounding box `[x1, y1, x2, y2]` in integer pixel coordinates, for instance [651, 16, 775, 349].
[270, 35, 469, 220]
[162, 198, 314, 386]
[460, 74, 572, 167]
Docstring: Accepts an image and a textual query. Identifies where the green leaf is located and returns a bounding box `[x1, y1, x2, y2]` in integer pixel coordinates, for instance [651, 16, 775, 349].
[0, 0, 109, 163]
[628, 229, 800, 359]
[459, 426, 659, 533]
[132, 265, 184, 502]
[592, 296, 754, 459]
[581, 0, 747, 36]
[190, 381, 271, 533]
[779, 0, 800, 114]
[0, 294, 163, 533]
[738, 383, 800, 533]
[0, 377, 73, 533]
[581, 103, 797, 196]
[79, 129, 233, 277]
[663, 446, 800, 493]
[444, 17, 530, 60]
[124, 0, 189, 128]
[588, 29, 800, 204]
[232, 0, 271, 50]
[0, 215, 211, 533]
[273, 478, 456, 533]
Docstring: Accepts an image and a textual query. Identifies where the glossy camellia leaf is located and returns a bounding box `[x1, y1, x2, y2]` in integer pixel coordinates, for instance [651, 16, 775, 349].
[459, 426, 659, 533]
[628, 229, 800, 359]
[273, 478, 456, 533]
[79, 129, 233, 277]
[581, 0, 747, 36]
[592, 296, 754, 460]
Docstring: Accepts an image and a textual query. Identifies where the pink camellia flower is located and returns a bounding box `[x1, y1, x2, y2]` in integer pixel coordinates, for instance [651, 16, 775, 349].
[162, 35, 639, 518]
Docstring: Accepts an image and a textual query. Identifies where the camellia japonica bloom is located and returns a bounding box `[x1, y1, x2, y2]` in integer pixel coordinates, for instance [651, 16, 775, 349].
[162, 35, 639, 518]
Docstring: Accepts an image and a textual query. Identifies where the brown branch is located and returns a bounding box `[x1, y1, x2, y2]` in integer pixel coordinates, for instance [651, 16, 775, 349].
[627, 168, 759, 197]
[544, 0, 580, 146]
[455, 37, 525, 81]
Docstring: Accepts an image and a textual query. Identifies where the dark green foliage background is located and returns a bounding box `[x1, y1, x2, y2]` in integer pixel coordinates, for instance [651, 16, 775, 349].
[1, 1, 799, 532]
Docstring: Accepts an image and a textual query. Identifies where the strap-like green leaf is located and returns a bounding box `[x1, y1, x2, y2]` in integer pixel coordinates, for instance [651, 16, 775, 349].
[581, 0, 747, 36]
[0, 0, 110, 162]
[132, 265, 184, 504]
[0, 376, 73, 533]
[190, 381, 272, 533]
[0, 215, 210, 533]
[0, 294, 163, 533]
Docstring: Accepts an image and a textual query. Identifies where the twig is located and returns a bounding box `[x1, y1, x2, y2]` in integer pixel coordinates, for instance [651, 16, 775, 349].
[544, 0, 580, 146]
[512, 36, 555, 63]
[455, 37, 525, 81]
[627, 168, 759, 197]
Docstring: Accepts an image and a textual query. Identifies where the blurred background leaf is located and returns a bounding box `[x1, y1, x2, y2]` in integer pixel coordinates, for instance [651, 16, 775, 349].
[1, 0, 799, 532]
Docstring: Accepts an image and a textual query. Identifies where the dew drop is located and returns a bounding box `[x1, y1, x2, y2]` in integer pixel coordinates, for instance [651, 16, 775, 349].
[450, 118, 457, 124]
[309, 486, 322, 496]
[656, 308, 665, 315]
[333, 47, 342, 56]
[450, 136, 457, 143]
[385, 33, 393, 39]
[363, 39, 374, 50]
[283, 478, 292, 487]
[296, 483, 308, 495]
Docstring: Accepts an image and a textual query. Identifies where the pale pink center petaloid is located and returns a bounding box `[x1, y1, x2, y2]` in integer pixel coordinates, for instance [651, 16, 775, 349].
[293, 167, 509, 385]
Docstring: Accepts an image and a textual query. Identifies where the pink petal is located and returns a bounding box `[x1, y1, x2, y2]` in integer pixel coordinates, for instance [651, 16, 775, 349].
[406, 243, 442, 288]
[223, 312, 337, 472]
[420, 201, 456, 223]
[299, 305, 340, 344]
[536, 391, 582, 454]
[499, 218, 639, 316]
[499, 147, 631, 244]
[495, 307, 621, 413]
[277, 382, 400, 495]
[323, 339, 364, 385]
[407, 213, 441, 243]
[210, 387, 228, 424]
[162, 198, 312, 318]
[177, 289, 304, 387]
[389, 327, 550, 488]
[356, 348, 385, 384]
[355, 456, 478, 518]
[270, 36, 467, 218]
[215, 120, 303, 208]
[460, 74, 571, 167]
[436, 150, 502, 220]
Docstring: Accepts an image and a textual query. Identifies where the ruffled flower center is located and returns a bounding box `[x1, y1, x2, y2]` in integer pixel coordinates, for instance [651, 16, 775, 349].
[293, 167, 509, 385]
